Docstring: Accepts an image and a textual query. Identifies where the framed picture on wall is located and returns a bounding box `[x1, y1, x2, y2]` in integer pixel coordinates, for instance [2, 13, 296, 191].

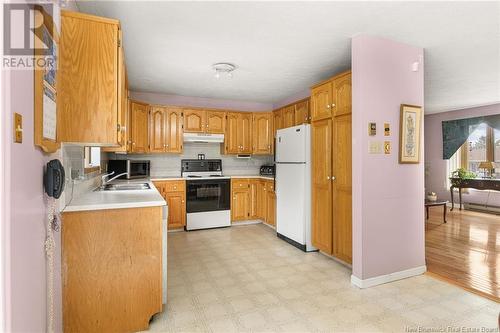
[399, 104, 422, 164]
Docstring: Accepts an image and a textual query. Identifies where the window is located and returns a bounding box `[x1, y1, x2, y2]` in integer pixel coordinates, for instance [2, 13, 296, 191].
[84, 147, 101, 173]
[495, 128, 500, 164]
[467, 123, 487, 175]
[464, 123, 498, 178]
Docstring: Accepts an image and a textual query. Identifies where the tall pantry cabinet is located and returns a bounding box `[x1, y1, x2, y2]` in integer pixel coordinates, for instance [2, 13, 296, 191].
[310, 71, 352, 264]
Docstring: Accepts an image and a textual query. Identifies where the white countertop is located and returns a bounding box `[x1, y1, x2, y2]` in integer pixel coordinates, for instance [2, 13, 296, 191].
[63, 180, 167, 213]
[151, 175, 275, 181]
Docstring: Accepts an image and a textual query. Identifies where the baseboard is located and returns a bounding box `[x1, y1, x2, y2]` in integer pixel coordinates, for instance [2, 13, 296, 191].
[261, 222, 276, 230]
[231, 220, 263, 226]
[351, 265, 427, 288]
[319, 251, 352, 269]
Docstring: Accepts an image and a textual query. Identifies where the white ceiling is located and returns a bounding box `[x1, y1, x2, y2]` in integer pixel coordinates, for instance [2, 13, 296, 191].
[76, 1, 500, 114]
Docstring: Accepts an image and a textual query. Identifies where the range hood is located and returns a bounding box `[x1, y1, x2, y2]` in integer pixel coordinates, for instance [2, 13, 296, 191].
[183, 133, 224, 143]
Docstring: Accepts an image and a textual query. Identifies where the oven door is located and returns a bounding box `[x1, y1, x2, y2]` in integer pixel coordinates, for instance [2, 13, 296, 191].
[186, 179, 230, 213]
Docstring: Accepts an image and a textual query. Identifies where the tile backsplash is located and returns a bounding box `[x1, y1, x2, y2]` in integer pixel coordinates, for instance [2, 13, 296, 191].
[107, 142, 273, 177]
[61, 144, 109, 206]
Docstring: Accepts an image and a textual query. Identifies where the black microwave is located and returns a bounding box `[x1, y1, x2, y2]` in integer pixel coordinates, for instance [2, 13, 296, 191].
[107, 160, 150, 179]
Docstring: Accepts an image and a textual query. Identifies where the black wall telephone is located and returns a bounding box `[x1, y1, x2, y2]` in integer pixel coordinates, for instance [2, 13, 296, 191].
[44, 159, 65, 199]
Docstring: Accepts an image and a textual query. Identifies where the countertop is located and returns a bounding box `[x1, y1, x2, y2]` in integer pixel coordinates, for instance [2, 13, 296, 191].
[151, 175, 275, 181]
[63, 180, 167, 213]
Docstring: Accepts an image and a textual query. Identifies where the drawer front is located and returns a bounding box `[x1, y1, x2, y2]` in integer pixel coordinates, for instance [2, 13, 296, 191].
[164, 180, 185, 192]
[232, 179, 249, 189]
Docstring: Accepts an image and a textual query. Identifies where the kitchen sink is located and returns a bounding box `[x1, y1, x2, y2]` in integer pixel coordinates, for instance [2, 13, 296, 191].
[98, 183, 151, 191]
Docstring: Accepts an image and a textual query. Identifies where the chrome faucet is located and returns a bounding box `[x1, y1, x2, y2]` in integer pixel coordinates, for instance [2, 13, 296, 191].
[101, 171, 129, 187]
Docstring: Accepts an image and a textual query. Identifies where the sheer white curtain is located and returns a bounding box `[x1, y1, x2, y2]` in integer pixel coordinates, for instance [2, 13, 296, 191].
[446, 147, 462, 189]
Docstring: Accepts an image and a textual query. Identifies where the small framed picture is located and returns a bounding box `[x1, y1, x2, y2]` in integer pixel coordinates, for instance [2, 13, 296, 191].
[399, 104, 422, 164]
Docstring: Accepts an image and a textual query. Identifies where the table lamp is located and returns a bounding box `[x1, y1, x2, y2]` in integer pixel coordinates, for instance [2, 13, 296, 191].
[479, 161, 495, 178]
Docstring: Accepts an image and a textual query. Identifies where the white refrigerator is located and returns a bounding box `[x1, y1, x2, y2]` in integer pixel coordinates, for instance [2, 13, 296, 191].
[275, 124, 316, 252]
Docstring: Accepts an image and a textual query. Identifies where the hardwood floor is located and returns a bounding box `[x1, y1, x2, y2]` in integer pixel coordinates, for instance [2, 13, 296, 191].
[425, 207, 499, 302]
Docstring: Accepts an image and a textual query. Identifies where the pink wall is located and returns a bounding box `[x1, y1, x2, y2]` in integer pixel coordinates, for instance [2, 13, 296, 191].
[425, 103, 500, 206]
[352, 35, 425, 280]
[130, 91, 273, 112]
[2, 2, 76, 331]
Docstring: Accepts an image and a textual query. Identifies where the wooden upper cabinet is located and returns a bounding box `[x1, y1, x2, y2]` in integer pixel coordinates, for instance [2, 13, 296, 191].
[240, 113, 253, 154]
[252, 113, 273, 155]
[273, 109, 283, 134]
[130, 101, 149, 153]
[149, 107, 167, 153]
[183, 109, 205, 133]
[311, 119, 333, 253]
[311, 81, 332, 122]
[206, 111, 226, 134]
[224, 112, 252, 154]
[225, 112, 240, 154]
[103, 47, 128, 153]
[333, 74, 352, 117]
[166, 108, 183, 153]
[295, 99, 310, 125]
[282, 106, 296, 128]
[59, 11, 120, 145]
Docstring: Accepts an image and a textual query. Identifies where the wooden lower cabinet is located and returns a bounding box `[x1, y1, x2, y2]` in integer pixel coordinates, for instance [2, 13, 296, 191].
[231, 178, 275, 225]
[249, 180, 259, 218]
[62, 206, 163, 333]
[154, 180, 186, 230]
[231, 179, 250, 221]
[265, 180, 276, 227]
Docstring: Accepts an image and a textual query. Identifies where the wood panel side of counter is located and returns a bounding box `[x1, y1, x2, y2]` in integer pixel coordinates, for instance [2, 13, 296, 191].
[62, 206, 162, 333]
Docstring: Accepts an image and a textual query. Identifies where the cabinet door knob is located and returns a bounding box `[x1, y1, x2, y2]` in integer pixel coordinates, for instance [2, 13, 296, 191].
[331, 176, 336, 181]
[331, 103, 336, 107]
[326, 105, 331, 108]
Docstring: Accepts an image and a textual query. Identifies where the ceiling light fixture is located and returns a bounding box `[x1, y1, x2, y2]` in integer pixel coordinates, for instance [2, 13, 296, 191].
[212, 63, 236, 79]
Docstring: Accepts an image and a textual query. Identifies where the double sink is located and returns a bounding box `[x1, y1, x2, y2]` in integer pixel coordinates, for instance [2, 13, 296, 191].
[98, 183, 151, 191]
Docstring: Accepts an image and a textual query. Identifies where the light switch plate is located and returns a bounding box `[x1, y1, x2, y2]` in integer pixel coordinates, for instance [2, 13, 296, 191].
[14, 113, 22, 143]
[369, 141, 382, 154]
